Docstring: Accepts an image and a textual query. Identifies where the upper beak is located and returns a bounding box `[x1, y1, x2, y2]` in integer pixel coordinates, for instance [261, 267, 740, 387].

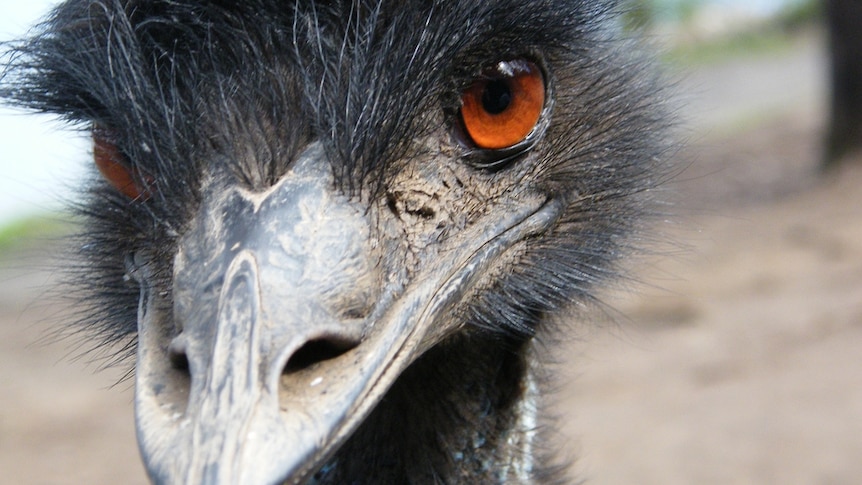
[131, 143, 562, 484]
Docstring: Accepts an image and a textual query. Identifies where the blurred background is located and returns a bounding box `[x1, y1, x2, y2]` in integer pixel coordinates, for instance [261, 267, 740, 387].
[1, 1, 860, 484]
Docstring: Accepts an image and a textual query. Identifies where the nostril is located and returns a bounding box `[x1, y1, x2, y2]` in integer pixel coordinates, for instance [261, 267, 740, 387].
[283, 337, 357, 374]
[170, 350, 190, 371]
[168, 336, 190, 371]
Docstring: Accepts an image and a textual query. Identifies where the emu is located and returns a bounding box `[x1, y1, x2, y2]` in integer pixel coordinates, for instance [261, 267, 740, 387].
[3, 1, 670, 483]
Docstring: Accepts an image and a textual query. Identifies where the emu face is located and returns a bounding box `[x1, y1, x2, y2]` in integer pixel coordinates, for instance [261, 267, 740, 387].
[4, 0, 668, 483]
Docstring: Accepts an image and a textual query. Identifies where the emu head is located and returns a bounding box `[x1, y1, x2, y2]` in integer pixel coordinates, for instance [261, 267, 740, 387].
[3, 0, 669, 483]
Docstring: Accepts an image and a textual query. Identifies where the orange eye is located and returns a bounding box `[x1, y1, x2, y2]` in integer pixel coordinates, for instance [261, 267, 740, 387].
[93, 128, 151, 200]
[460, 60, 545, 150]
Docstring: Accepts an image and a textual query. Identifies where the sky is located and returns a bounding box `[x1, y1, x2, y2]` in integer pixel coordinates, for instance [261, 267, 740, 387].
[0, 0, 801, 225]
[0, 1, 88, 225]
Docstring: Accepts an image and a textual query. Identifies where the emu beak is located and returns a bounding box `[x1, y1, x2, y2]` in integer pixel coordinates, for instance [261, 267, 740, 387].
[132, 143, 561, 484]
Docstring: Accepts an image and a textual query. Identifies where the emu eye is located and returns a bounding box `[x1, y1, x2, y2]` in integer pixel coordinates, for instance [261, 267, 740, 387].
[93, 128, 151, 200]
[460, 59, 545, 150]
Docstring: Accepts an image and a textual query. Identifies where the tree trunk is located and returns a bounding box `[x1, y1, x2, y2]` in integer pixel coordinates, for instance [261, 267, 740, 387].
[824, 0, 862, 167]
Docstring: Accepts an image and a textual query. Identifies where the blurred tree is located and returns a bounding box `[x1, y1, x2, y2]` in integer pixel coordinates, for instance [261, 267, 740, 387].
[825, 0, 862, 167]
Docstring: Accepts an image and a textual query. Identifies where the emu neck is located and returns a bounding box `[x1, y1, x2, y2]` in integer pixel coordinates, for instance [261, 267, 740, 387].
[310, 331, 539, 484]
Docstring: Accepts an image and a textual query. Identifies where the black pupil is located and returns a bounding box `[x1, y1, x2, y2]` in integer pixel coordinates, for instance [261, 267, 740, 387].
[481, 79, 512, 115]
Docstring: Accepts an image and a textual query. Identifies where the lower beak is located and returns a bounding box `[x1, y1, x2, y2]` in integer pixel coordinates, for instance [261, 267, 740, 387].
[131, 144, 562, 484]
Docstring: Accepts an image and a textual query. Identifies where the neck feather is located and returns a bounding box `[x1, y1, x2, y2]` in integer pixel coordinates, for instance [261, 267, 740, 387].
[309, 331, 549, 483]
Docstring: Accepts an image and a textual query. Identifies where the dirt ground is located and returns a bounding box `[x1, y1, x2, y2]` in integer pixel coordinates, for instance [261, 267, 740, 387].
[1, 34, 860, 484]
[553, 36, 862, 484]
[555, 117, 862, 484]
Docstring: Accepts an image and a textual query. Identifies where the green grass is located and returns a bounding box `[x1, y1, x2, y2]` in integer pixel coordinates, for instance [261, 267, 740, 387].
[661, 0, 823, 67]
[0, 214, 75, 254]
[665, 29, 799, 67]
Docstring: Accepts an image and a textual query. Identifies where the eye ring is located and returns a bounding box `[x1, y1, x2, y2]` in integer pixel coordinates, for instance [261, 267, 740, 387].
[460, 59, 546, 151]
[93, 127, 152, 201]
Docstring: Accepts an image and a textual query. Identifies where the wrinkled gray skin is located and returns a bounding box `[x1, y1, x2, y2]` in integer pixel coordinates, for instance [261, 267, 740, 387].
[134, 143, 561, 483]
